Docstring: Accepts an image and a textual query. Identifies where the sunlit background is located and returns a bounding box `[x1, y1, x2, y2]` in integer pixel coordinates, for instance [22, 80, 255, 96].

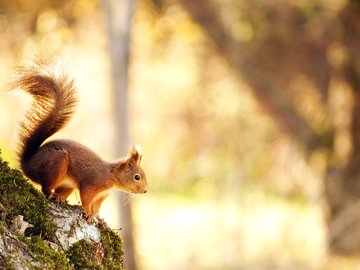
[2, 0, 360, 269]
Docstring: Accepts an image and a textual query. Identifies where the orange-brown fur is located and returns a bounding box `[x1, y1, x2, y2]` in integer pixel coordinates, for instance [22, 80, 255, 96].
[11, 59, 147, 222]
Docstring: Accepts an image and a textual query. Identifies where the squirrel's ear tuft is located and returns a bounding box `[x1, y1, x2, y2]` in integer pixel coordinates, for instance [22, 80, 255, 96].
[127, 145, 142, 166]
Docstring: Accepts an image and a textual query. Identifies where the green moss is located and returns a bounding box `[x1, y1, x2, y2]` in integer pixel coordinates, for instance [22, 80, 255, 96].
[99, 226, 125, 269]
[68, 227, 125, 270]
[0, 154, 57, 239]
[0, 220, 7, 235]
[2, 251, 21, 270]
[20, 236, 71, 270]
[68, 239, 104, 269]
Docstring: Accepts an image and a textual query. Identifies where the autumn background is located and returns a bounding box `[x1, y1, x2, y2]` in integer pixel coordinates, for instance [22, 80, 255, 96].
[1, 0, 360, 269]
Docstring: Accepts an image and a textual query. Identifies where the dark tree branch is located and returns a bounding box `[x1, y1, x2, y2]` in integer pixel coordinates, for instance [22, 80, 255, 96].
[180, 0, 328, 150]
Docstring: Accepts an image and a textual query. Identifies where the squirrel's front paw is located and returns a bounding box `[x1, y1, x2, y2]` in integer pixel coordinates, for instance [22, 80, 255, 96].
[86, 214, 95, 223]
[86, 214, 106, 225]
[97, 217, 106, 226]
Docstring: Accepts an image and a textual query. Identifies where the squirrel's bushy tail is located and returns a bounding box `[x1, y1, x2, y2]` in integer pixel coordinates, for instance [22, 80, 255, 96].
[9, 59, 78, 163]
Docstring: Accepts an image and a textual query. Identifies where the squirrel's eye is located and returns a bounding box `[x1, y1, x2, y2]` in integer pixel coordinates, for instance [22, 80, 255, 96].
[134, 174, 141, 181]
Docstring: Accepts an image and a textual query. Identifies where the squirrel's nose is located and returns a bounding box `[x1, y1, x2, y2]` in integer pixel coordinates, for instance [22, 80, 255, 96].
[143, 189, 147, 194]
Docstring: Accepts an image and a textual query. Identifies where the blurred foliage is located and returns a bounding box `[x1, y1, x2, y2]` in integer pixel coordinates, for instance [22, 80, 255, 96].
[170, 0, 360, 257]
[131, 0, 326, 199]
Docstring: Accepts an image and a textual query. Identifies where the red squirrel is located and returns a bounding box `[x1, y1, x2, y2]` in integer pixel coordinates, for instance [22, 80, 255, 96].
[10, 59, 147, 222]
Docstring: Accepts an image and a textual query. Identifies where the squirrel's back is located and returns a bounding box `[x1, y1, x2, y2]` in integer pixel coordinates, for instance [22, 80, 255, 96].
[9, 59, 78, 164]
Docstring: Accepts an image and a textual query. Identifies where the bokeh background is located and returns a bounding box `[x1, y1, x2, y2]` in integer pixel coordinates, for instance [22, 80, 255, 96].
[1, 0, 360, 269]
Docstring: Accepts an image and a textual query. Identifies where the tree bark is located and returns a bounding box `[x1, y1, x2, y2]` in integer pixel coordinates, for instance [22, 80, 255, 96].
[180, 0, 320, 149]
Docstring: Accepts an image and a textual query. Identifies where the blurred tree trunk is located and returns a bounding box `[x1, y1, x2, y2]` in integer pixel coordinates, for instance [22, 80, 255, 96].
[179, 0, 360, 255]
[102, 0, 138, 269]
[325, 0, 360, 254]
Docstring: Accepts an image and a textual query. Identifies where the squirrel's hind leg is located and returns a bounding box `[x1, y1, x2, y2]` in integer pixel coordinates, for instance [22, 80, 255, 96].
[53, 186, 74, 203]
[40, 148, 70, 198]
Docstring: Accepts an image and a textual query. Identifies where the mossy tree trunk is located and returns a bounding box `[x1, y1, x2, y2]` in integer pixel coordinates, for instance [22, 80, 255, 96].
[0, 152, 125, 270]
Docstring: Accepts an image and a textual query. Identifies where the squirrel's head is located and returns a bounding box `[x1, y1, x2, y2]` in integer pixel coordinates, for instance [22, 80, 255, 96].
[113, 145, 147, 194]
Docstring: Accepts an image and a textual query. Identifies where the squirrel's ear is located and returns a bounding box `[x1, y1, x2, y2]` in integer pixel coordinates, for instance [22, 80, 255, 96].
[127, 145, 142, 167]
